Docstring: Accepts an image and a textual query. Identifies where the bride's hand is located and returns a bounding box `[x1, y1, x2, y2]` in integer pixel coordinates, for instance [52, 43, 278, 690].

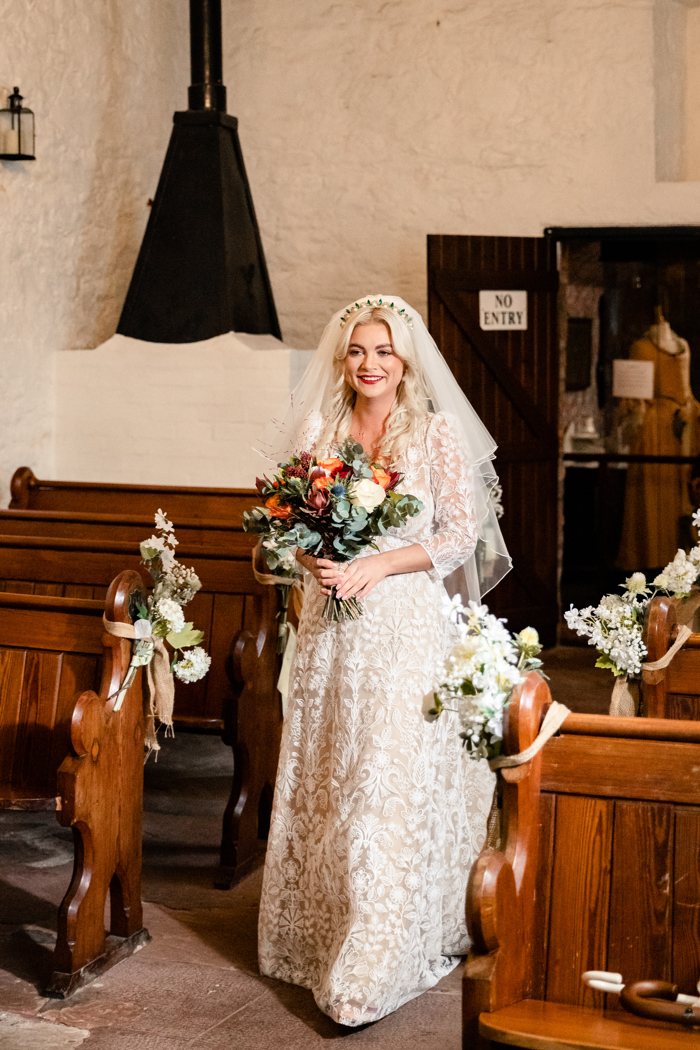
[295, 550, 344, 596]
[335, 553, 389, 601]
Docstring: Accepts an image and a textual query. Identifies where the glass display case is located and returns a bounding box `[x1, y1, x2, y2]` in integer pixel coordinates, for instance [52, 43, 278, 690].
[555, 228, 700, 612]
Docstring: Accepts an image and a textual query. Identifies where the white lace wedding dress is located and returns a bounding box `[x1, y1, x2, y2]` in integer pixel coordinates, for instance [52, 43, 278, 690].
[257, 411, 496, 1026]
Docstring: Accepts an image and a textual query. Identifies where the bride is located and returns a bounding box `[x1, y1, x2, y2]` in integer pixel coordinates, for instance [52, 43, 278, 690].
[257, 295, 510, 1026]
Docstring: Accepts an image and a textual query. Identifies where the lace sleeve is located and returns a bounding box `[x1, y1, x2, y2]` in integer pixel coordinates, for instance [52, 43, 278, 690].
[418, 413, 479, 581]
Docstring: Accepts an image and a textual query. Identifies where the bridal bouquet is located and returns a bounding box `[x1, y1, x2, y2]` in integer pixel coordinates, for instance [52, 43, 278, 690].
[430, 597, 544, 760]
[244, 440, 424, 620]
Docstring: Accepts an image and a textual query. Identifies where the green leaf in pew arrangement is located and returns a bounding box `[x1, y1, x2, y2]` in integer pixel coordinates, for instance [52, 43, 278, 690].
[140, 544, 161, 561]
[170, 655, 179, 672]
[595, 653, 626, 676]
[136, 603, 150, 620]
[167, 623, 205, 649]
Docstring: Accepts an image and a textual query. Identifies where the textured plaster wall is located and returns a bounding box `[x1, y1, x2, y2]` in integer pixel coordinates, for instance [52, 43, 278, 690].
[55, 335, 295, 488]
[3, 0, 700, 497]
[0, 0, 187, 504]
[230, 0, 700, 348]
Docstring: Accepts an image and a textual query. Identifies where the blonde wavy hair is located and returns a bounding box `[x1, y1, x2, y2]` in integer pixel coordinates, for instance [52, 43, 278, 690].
[316, 306, 431, 465]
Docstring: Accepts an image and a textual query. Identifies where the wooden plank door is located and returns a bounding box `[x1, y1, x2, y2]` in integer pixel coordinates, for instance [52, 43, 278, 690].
[428, 235, 559, 644]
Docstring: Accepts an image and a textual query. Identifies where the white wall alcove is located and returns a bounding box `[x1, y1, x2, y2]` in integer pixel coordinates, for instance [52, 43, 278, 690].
[55, 333, 313, 489]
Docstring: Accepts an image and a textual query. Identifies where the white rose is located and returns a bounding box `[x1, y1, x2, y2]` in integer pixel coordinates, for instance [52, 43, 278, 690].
[348, 478, 387, 512]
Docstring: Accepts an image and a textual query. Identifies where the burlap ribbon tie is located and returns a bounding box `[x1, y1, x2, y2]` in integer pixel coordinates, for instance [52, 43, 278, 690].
[641, 624, 692, 683]
[609, 624, 693, 718]
[489, 700, 571, 771]
[250, 543, 305, 618]
[251, 543, 306, 714]
[102, 615, 175, 755]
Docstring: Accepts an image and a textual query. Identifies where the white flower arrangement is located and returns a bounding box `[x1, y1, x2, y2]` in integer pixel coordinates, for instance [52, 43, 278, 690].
[430, 597, 544, 761]
[565, 522, 700, 679]
[138, 509, 211, 683]
[564, 585, 648, 677]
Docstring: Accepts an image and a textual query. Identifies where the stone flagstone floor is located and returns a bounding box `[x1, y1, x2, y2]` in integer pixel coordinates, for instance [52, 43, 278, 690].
[0, 646, 607, 1049]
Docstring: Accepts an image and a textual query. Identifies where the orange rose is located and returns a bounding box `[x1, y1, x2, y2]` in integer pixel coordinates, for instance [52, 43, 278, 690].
[266, 494, 293, 519]
[371, 466, 392, 490]
[317, 457, 344, 475]
[312, 475, 332, 490]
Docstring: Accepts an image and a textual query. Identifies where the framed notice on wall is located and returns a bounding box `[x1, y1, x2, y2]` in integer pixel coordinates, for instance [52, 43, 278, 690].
[479, 290, 528, 330]
[612, 359, 655, 400]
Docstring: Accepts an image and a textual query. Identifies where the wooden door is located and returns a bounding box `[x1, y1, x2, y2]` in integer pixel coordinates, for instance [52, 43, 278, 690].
[428, 235, 559, 644]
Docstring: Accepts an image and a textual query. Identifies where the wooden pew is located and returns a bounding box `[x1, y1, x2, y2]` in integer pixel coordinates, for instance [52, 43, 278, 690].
[464, 672, 700, 1049]
[10, 466, 258, 523]
[0, 533, 282, 883]
[0, 507, 249, 547]
[643, 594, 700, 719]
[0, 570, 150, 997]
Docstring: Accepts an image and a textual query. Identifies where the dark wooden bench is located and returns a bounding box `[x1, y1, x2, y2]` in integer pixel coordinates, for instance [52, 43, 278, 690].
[0, 507, 249, 547]
[10, 466, 258, 523]
[643, 594, 700, 719]
[0, 533, 282, 883]
[0, 570, 149, 996]
[464, 672, 700, 1048]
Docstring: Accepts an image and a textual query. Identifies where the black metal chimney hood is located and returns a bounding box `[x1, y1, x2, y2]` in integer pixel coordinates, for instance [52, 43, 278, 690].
[118, 0, 281, 343]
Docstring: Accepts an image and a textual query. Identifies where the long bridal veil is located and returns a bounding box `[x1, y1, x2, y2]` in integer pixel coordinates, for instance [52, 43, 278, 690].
[257, 295, 511, 602]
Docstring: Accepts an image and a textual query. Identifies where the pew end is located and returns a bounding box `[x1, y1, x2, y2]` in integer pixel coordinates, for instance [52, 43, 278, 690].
[643, 592, 700, 719]
[0, 570, 151, 997]
[464, 675, 700, 1049]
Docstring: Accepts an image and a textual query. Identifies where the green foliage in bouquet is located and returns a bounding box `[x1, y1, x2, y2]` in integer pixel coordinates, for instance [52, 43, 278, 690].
[244, 440, 424, 620]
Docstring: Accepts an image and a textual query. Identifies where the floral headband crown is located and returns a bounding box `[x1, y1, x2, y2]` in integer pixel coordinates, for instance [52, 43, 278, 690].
[339, 298, 414, 330]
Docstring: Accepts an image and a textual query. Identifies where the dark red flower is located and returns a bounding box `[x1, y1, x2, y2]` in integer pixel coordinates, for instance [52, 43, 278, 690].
[309, 466, 326, 483]
[255, 476, 268, 495]
[386, 471, 401, 492]
[300, 452, 312, 469]
[305, 487, 329, 512]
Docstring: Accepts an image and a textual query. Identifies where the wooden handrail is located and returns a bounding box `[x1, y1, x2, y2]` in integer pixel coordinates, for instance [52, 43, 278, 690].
[560, 712, 700, 743]
[11, 466, 256, 498]
[0, 592, 104, 613]
[0, 532, 254, 559]
[0, 508, 247, 531]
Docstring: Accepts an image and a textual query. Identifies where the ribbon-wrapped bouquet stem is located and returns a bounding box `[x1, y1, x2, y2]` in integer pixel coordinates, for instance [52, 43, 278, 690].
[244, 440, 424, 621]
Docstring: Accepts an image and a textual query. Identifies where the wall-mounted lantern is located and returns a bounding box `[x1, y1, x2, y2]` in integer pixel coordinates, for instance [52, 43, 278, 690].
[0, 87, 35, 161]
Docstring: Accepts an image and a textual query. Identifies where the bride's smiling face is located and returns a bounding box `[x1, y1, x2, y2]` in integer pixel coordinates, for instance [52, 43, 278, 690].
[344, 322, 405, 404]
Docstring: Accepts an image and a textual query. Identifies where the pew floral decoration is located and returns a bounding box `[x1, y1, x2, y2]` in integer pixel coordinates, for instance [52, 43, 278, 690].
[138, 510, 212, 684]
[429, 597, 544, 761]
[565, 521, 700, 681]
[109, 510, 212, 754]
[564, 525, 700, 716]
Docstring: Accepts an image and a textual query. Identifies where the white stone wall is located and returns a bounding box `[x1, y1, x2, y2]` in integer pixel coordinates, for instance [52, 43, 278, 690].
[3, 0, 700, 500]
[0, 0, 186, 504]
[55, 334, 296, 488]
[233, 0, 700, 347]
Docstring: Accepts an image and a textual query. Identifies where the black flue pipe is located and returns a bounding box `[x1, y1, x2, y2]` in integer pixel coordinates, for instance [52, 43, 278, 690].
[189, 0, 227, 111]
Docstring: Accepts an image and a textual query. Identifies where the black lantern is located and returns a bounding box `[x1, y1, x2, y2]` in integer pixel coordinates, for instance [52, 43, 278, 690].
[0, 87, 35, 161]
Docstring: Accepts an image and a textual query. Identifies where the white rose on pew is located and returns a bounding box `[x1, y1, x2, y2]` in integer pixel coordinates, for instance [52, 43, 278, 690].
[174, 646, 211, 683]
[155, 598, 186, 634]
